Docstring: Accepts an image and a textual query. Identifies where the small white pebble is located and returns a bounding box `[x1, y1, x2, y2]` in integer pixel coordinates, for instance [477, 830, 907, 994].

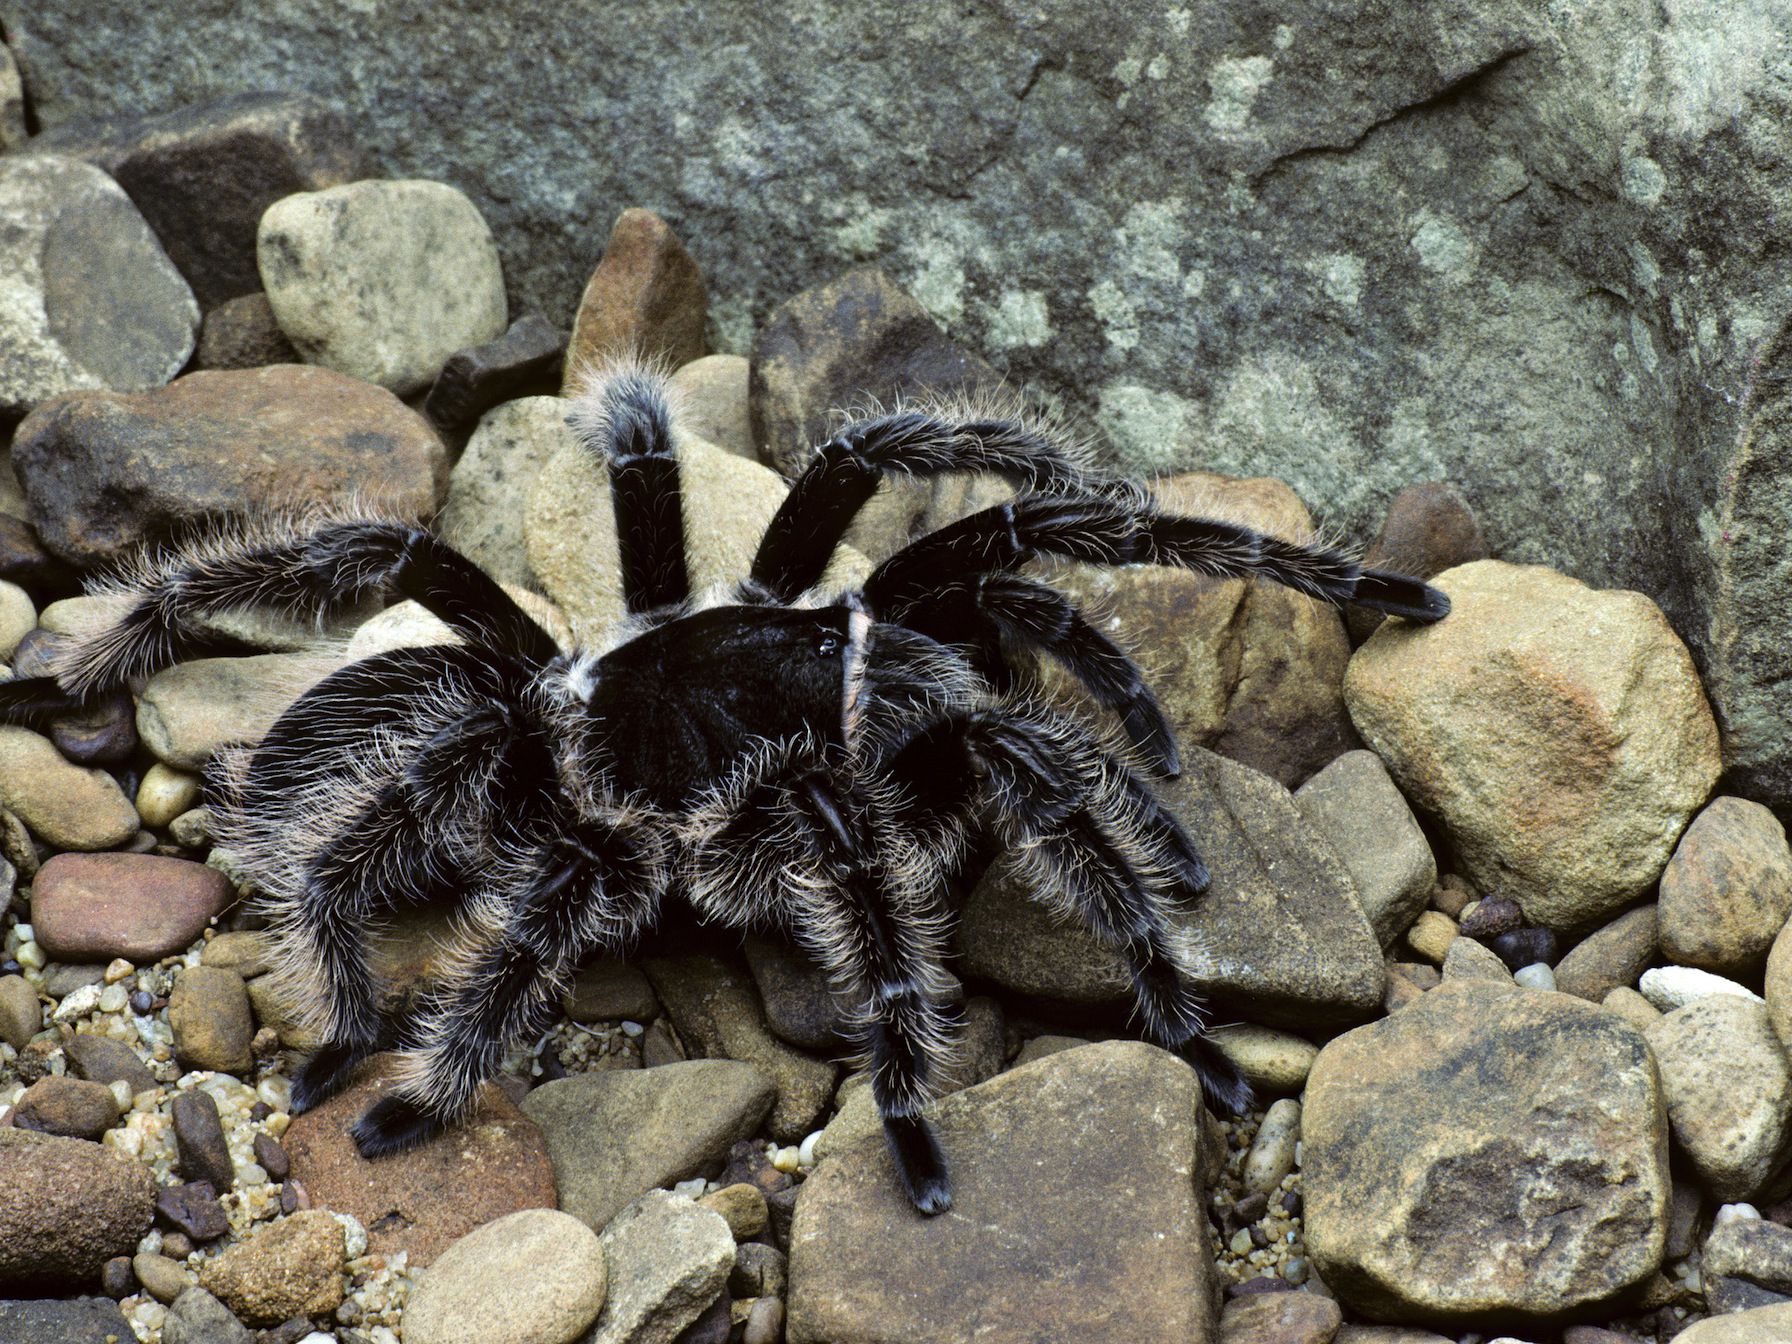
[53, 983, 103, 1022]
[772, 1145, 801, 1174]
[236, 1162, 268, 1186]
[257, 1076, 293, 1112]
[298, 1334, 336, 1344]
[1715, 1202, 1762, 1227]
[1640, 966, 1763, 1011]
[12, 923, 33, 947]
[798, 1130, 823, 1168]
[16, 940, 45, 971]
[98, 983, 129, 1014]
[1514, 963, 1556, 991]
[108, 1079, 133, 1111]
[620, 1020, 645, 1038]
[673, 1177, 707, 1197]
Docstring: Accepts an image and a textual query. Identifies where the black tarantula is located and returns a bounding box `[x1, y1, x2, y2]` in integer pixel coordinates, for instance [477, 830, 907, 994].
[0, 363, 1447, 1214]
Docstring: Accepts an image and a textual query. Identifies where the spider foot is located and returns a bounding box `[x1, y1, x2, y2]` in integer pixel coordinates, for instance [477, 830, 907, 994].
[885, 1113, 952, 1216]
[1181, 1034, 1256, 1118]
[291, 1041, 374, 1114]
[350, 1094, 447, 1158]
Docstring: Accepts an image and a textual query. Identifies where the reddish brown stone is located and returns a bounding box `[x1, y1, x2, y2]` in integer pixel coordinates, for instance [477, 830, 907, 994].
[562, 208, 706, 387]
[194, 293, 299, 370]
[12, 1075, 120, 1139]
[1348, 482, 1488, 644]
[32, 852, 233, 964]
[1217, 1290, 1342, 1343]
[282, 1054, 557, 1265]
[12, 365, 448, 565]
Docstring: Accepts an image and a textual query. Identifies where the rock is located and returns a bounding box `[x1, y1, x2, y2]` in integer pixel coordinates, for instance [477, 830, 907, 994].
[1769, 920, 1792, 1054]
[0, 727, 138, 850]
[1297, 752, 1433, 953]
[438, 395, 573, 588]
[640, 954, 836, 1142]
[0, 1128, 156, 1291]
[0, 1298, 136, 1344]
[1489, 926, 1559, 971]
[1302, 981, 1667, 1323]
[197, 1208, 346, 1327]
[253, 1133, 289, 1181]
[1345, 482, 1488, 645]
[1668, 1303, 1792, 1343]
[162, 1287, 252, 1344]
[1403, 910, 1458, 964]
[958, 745, 1383, 1031]
[698, 1183, 768, 1240]
[172, 1088, 235, 1192]
[12, 365, 447, 565]
[730, 1243, 787, 1300]
[519, 1060, 775, 1232]
[0, 974, 39, 1049]
[194, 293, 300, 370]
[1243, 1098, 1302, 1195]
[790, 1042, 1216, 1344]
[743, 1297, 785, 1344]
[1345, 561, 1722, 931]
[1640, 965, 1762, 1012]
[669, 355, 754, 460]
[423, 314, 565, 431]
[404, 1208, 607, 1344]
[1458, 896, 1522, 940]
[0, 155, 197, 417]
[259, 179, 508, 395]
[1602, 986, 1662, 1032]
[938, 995, 1008, 1094]
[1011, 1034, 1093, 1069]
[563, 209, 706, 382]
[154, 1182, 230, 1243]
[1658, 797, 1792, 976]
[0, 515, 75, 595]
[1331, 1334, 1454, 1344]
[1704, 1216, 1792, 1301]
[1441, 935, 1514, 984]
[281, 1053, 557, 1265]
[1554, 905, 1659, 1002]
[133, 1251, 194, 1304]
[47, 692, 139, 768]
[743, 935, 849, 1049]
[563, 959, 659, 1024]
[0, 40, 22, 149]
[64, 1033, 159, 1099]
[169, 965, 254, 1074]
[138, 652, 347, 770]
[1646, 995, 1792, 1203]
[525, 419, 868, 644]
[583, 1191, 734, 1344]
[1217, 1291, 1343, 1344]
[136, 764, 203, 829]
[32, 853, 233, 964]
[12, 1076, 119, 1139]
[0, 581, 34, 660]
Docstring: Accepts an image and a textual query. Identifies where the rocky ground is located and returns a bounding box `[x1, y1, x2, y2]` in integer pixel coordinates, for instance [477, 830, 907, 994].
[2, 76, 1792, 1344]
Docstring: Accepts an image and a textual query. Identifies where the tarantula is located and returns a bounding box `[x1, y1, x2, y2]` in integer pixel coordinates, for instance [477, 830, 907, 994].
[0, 363, 1446, 1214]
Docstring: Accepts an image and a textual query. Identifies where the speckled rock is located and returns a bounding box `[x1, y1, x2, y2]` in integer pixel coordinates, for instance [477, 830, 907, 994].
[1668, 1302, 1792, 1342]
[0, 1128, 156, 1291]
[563, 209, 706, 381]
[438, 395, 573, 588]
[194, 292, 301, 370]
[64, 1033, 158, 1097]
[743, 935, 851, 1050]
[1345, 561, 1721, 931]
[1294, 749, 1435, 946]
[259, 179, 508, 394]
[1646, 995, 1792, 1202]
[1768, 919, 1792, 1054]
[562, 959, 659, 1024]
[520, 1060, 775, 1232]
[282, 1054, 557, 1265]
[138, 652, 347, 770]
[1554, 905, 1659, 1002]
[0, 726, 138, 851]
[1303, 981, 1667, 1324]
[0, 41, 23, 149]
[1207, 1025, 1320, 1096]
[958, 745, 1383, 1030]
[0, 1298, 136, 1344]
[1658, 796, 1792, 976]
[0, 580, 34, 661]
[669, 354, 754, 459]
[168, 965, 254, 1075]
[1441, 934, 1515, 983]
[0, 155, 197, 417]
[197, 1209, 346, 1326]
[405, 1209, 607, 1344]
[12, 1076, 119, 1140]
[790, 1042, 1217, 1344]
[162, 1287, 252, 1344]
[582, 1191, 734, 1344]
[11, 365, 447, 565]
[32, 852, 233, 964]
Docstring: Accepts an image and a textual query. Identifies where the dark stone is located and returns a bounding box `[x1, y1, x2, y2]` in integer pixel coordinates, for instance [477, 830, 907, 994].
[49, 691, 137, 766]
[422, 314, 564, 431]
[742, 934, 849, 1050]
[1459, 897, 1524, 940]
[0, 1297, 135, 1344]
[278, 1183, 300, 1216]
[22, 92, 367, 309]
[253, 1133, 289, 1182]
[173, 1089, 235, 1193]
[100, 1256, 135, 1299]
[155, 1181, 230, 1242]
[1347, 482, 1489, 645]
[1233, 1191, 1269, 1223]
[0, 516, 79, 597]
[729, 1242, 788, 1299]
[194, 293, 299, 371]
[765, 1186, 798, 1251]
[1489, 926, 1560, 971]
[673, 1290, 731, 1344]
[718, 1139, 793, 1197]
[129, 990, 155, 1015]
[256, 1318, 316, 1344]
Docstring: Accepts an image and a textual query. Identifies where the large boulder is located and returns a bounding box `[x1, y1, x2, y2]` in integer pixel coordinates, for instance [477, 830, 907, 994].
[0, 1128, 156, 1291]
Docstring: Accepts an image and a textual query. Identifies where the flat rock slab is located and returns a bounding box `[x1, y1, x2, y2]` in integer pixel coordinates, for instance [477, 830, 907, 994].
[12, 364, 447, 566]
[520, 1059, 775, 1232]
[0, 154, 197, 417]
[788, 1041, 1217, 1344]
[1303, 981, 1668, 1325]
[958, 744, 1383, 1030]
[1294, 748, 1435, 946]
[282, 1054, 557, 1265]
[32, 852, 233, 964]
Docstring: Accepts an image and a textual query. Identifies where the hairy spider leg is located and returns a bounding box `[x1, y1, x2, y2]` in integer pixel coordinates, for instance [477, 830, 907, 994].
[568, 363, 691, 616]
[865, 495, 1452, 626]
[748, 407, 1097, 603]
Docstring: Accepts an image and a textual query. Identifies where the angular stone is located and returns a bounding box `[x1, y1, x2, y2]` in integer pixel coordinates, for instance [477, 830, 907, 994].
[564, 209, 706, 382]
[520, 1059, 775, 1232]
[1345, 561, 1722, 931]
[790, 1042, 1217, 1344]
[162, 1287, 252, 1344]
[13, 1076, 119, 1139]
[33, 853, 233, 964]
[1554, 905, 1659, 1002]
[172, 1088, 235, 1192]
[1704, 1216, 1792, 1299]
[1294, 749, 1436, 947]
[13, 365, 447, 565]
[439, 395, 574, 588]
[259, 178, 508, 395]
[0, 155, 197, 417]
[137, 651, 347, 771]
[0, 1298, 135, 1344]
[1303, 981, 1667, 1324]
[194, 293, 300, 370]
[0, 726, 138, 851]
[1346, 482, 1488, 645]
[1646, 995, 1792, 1203]
[155, 1182, 230, 1243]
[668, 354, 754, 460]
[168, 965, 254, 1075]
[0, 1128, 156, 1291]
[1440, 934, 1513, 984]
[639, 955, 835, 1142]
[281, 1053, 557, 1265]
[958, 746, 1383, 1030]
[197, 1208, 346, 1327]
[583, 1191, 734, 1344]
[563, 958, 659, 1024]
[424, 313, 565, 431]
[1658, 796, 1792, 976]
[405, 1208, 607, 1344]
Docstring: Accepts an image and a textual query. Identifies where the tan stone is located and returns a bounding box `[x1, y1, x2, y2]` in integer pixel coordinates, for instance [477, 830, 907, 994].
[563, 208, 706, 382]
[1403, 910, 1458, 963]
[0, 1128, 155, 1291]
[1666, 1302, 1792, 1342]
[438, 395, 571, 588]
[198, 1208, 346, 1326]
[1441, 935, 1513, 983]
[137, 652, 346, 770]
[1658, 796, 1792, 975]
[403, 1209, 606, 1344]
[1218, 1291, 1341, 1344]
[168, 965, 254, 1074]
[0, 726, 138, 850]
[1555, 904, 1658, 1001]
[668, 354, 753, 459]
[1602, 986, 1663, 1032]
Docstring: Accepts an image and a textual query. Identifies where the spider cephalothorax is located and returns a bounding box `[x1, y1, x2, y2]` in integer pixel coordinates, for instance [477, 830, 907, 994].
[0, 362, 1447, 1214]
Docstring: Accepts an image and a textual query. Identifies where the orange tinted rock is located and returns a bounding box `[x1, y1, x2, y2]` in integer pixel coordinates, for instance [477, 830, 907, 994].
[563, 208, 706, 384]
[32, 852, 233, 963]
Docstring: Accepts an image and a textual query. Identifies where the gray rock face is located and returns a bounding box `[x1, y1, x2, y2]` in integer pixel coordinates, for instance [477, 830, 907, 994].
[582, 1191, 733, 1344]
[0, 155, 198, 416]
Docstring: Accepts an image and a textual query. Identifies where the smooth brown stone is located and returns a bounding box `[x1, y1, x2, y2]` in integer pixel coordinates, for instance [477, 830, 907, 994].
[32, 852, 232, 964]
[563, 208, 706, 383]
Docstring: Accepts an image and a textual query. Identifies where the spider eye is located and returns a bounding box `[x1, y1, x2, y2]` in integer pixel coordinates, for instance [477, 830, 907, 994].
[816, 633, 841, 658]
